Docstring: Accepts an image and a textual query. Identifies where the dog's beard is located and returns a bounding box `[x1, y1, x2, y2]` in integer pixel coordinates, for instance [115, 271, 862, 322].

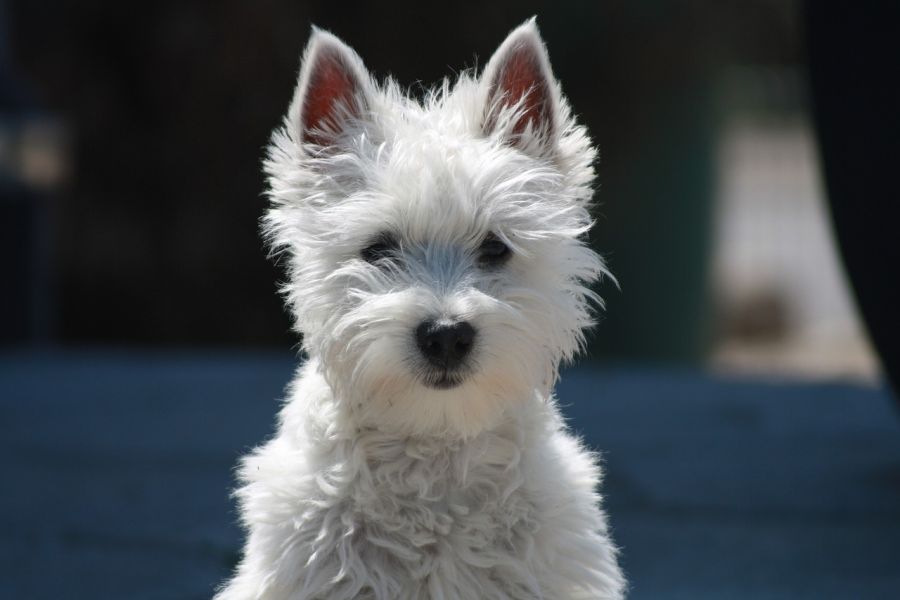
[312, 289, 557, 439]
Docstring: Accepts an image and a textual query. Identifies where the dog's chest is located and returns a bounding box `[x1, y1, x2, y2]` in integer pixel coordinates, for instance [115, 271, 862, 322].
[353, 438, 537, 549]
[315, 436, 547, 594]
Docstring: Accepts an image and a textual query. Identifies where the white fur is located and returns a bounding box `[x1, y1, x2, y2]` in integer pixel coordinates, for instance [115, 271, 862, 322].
[216, 18, 625, 600]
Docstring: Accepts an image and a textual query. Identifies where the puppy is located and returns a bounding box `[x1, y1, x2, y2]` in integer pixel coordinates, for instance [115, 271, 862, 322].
[216, 18, 625, 600]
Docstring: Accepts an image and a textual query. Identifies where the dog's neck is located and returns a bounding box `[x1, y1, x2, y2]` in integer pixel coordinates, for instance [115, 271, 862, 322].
[344, 420, 528, 496]
[279, 359, 555, 495]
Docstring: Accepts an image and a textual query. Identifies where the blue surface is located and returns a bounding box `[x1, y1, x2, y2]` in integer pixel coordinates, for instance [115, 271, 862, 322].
[1, 350, 899, 599]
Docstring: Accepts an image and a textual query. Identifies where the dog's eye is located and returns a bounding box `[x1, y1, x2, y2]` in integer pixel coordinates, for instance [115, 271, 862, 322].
[478, 233, 511, 267]
[360, 233, 398, 264]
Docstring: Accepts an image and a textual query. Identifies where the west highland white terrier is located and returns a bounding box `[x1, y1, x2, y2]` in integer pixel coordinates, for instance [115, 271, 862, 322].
[216, 18, 625, 600]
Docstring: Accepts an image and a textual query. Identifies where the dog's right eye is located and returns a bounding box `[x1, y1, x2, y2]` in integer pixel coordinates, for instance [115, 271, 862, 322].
[360, 233, 398, 264]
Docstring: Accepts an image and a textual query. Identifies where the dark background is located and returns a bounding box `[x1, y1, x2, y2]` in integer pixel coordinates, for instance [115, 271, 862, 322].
[4, 0, 800, 359]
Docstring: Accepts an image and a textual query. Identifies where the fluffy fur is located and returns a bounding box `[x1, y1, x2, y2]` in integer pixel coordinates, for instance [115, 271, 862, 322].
[216, 18, 625, 600]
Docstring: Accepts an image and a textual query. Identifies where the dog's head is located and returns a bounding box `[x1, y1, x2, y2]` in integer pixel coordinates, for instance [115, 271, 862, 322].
[265, 19, 609, 438]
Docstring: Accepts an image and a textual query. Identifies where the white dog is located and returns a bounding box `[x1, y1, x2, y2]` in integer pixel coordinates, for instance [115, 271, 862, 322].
[216, 18, 625, 600]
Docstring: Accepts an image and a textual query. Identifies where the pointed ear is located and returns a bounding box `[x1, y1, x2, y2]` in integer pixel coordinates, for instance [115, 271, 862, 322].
[289, 28, 372, 149]
[482, 18, 559, 154]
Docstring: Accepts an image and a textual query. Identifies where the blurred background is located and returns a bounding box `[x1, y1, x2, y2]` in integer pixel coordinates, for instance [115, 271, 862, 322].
[0, 0, 893, 378]
[2, 1, 899, 599]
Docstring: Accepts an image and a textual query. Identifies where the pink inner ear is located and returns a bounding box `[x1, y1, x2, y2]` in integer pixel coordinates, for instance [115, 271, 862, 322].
[488, 43, 553, 138]
[301, 48, 361, 146]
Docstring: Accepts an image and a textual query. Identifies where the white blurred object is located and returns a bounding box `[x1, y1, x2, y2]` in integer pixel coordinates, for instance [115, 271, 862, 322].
[711, 78, 880, 381]
[0, 116, 69, 189]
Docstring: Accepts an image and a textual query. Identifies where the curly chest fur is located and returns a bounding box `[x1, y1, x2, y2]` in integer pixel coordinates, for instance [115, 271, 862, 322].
[335, 436, 541, 574]
[220, 390, 622, 600]
[259, 413, 610, 599]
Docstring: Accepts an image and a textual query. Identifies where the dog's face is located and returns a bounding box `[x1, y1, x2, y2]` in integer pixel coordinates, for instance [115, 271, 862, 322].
[265, 20, 608, 438]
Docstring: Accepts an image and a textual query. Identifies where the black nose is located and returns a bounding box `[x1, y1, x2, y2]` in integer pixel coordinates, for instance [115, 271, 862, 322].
[415, 320, 476, 369]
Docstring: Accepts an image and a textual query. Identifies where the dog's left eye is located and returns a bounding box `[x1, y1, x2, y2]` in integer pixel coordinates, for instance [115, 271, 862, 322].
[478, 233, 511, 267]
[360, 232, 398, 264]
